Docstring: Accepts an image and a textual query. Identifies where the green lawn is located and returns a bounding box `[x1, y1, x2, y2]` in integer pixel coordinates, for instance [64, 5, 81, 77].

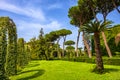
[10, 60, 120, 80]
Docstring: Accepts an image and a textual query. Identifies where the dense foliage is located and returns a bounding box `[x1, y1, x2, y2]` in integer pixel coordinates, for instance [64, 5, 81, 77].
[0, 17, 17, 79]
[91, 25, 120, 56]
[17, 38, 29, 71]
[0, 0, 120, 79]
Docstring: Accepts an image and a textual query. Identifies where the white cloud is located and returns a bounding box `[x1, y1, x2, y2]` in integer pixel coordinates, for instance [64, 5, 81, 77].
[47, 3, 62, 10]
[17, 20, 62, 30]
[17, 20, 62, 41]
[0, 1, 45, 21]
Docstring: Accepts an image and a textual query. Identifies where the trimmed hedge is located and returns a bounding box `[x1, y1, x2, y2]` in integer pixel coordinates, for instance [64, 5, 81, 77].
[61, 57, 120, 66]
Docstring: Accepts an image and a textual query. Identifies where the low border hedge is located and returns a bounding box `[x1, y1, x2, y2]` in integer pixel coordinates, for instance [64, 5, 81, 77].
[61, 57, 120, 66]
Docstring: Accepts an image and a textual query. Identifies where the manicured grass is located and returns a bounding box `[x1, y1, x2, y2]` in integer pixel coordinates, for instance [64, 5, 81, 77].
[10, 60, 120, 80]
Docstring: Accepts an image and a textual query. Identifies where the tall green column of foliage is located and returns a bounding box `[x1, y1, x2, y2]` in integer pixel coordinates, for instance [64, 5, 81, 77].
[29, 37, 38, 59]
[37, 28, 48, 60]
[0, 17, 17, 79]
[6, 18, 17, 76]
[36, 37, 47, 60]
[25, 44, 31, 63]
[0, 18, 8, 79]
[17, 38, 27, 70]
[28, 28, 47, 60]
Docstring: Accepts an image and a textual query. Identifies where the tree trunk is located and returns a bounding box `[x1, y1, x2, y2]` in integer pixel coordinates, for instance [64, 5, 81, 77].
[76, 31, 80, 57]
[82, 32, 92, 58]
[57, 38, 61, 58]
[62, 36, 66, 57]
[102, 31, 112, 58]
[94, 32, 104, 71]
[102, 13, 112, 58]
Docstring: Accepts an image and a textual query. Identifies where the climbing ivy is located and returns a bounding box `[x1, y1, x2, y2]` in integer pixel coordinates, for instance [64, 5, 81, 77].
[0, 17, 8, 79]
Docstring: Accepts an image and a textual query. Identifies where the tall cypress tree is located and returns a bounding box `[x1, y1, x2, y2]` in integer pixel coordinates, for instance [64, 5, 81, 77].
[0, 17, 17, 79]
[0, 17, 8, 79]
[0, 17, 17, 78]
[17, 38, 26, 70]
[6, 18, 17, 76]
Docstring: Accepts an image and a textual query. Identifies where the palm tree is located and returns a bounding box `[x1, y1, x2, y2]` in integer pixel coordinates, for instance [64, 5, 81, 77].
[96, 0, 115, 58]
[84, 0, 114, 58]
[82, 20, 112, 72]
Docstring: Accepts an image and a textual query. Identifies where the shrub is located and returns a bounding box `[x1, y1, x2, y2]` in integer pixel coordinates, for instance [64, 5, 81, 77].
[61, 57, 120, 66]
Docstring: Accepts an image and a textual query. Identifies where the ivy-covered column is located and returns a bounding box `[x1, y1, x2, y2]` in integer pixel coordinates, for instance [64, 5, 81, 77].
[17, 38, 26, 69]
[0, 17, 9, 80]
[6, 18, 17, 76]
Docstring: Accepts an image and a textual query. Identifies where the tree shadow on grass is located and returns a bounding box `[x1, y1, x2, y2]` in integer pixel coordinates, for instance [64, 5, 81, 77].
[26, 64, 40, 68]
[91, 67, 119, 74]
[17, 69, 45, 80]
[104, 68, 119, 73]
[17, 64, 41, 73]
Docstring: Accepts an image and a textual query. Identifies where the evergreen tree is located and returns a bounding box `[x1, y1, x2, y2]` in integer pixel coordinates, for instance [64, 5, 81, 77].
[0, 17, 8, 79]
[17, 38, 27, 70]
[0, 17, 17, 79]
[6, 18, 17, 76]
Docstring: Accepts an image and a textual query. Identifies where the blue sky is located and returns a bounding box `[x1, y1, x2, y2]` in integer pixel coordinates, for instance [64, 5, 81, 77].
[0, 0, 120, 48]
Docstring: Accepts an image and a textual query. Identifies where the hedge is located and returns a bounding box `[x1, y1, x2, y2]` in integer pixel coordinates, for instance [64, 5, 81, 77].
[61, 57, 120, 66]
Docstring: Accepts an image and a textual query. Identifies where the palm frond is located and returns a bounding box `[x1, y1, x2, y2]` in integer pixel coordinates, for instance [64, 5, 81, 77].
[82, 20, 113, 33]
[100, 20, 113, 31]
